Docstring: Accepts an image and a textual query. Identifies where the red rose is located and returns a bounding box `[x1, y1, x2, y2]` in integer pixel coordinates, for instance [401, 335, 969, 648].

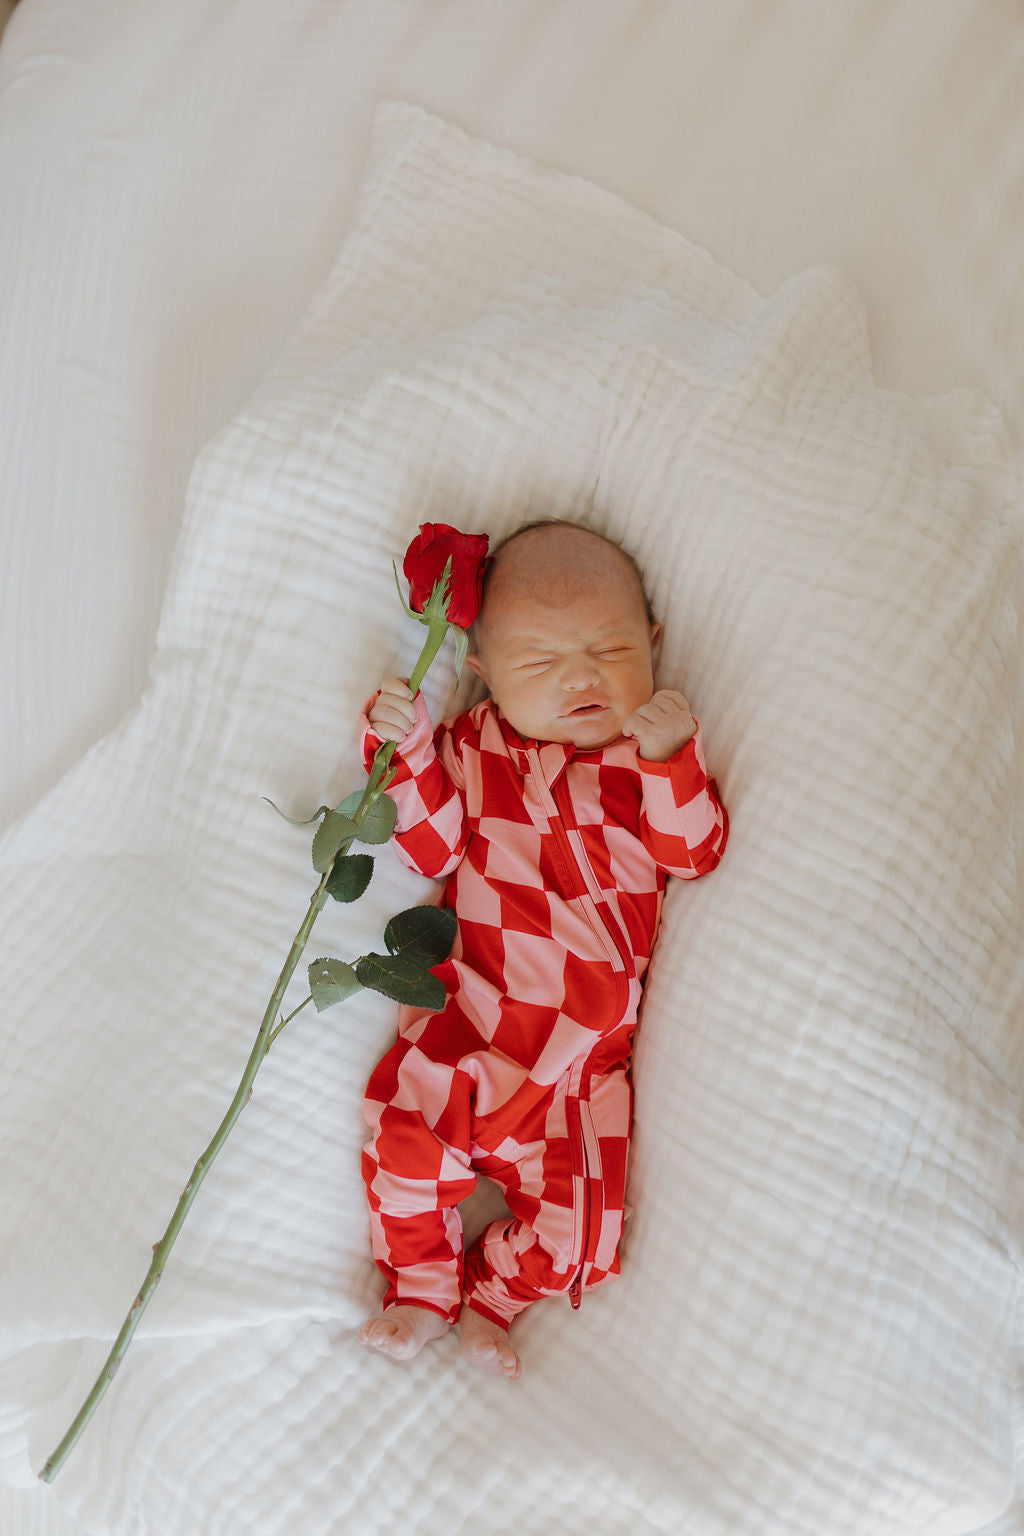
[402, 523, 490, 628]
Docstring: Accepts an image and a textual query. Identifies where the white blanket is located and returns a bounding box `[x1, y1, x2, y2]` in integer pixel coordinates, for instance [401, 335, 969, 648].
[1, 102, 1021, 1536]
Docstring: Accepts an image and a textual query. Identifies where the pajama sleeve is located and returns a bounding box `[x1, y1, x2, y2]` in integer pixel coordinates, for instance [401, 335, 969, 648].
[635, 721, 729, 878]
[359, 692, 469, 878]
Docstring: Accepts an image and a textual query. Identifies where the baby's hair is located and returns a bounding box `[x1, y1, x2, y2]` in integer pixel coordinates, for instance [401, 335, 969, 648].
[471, 518, 656, 647]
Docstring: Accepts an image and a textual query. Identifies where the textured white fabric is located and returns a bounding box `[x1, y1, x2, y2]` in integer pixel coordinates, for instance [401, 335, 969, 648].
[1, 101, 1021, 1535]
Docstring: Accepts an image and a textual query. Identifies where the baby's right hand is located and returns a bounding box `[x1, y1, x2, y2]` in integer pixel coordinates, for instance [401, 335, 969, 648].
[368, 677, 418, 744]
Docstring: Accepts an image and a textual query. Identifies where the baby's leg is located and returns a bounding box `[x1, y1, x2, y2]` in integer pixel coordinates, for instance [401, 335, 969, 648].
[361, 1031, 479, 1353]
[359, 1304, 451, 1361]
[460, 1216, 563, 1368]
[460, 1067, 634, 1372]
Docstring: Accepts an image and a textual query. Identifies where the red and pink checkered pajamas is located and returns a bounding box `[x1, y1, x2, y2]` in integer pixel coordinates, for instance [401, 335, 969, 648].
[359, 693, 727, 1330]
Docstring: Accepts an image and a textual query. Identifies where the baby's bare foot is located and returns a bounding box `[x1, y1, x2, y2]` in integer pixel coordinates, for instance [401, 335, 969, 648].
[359, 1305, 450, 1361]
[459, 1305, 521, 1380]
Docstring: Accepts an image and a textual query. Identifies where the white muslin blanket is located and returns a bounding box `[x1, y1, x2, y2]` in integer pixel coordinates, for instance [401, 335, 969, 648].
[1, 102, 1021, 1536]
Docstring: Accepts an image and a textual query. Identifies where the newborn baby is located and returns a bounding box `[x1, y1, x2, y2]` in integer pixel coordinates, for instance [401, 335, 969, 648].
[358, 519, 728, 1378]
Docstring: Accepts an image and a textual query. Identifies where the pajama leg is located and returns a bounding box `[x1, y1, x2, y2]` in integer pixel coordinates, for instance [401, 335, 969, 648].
[363, 1032, 477, 1324]
[463, 1067, 633, 1327]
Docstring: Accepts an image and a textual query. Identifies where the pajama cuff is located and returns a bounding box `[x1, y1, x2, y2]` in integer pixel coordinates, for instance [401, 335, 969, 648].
[384, 1296, 459, 1325]
[460, 1294, 513, 1332]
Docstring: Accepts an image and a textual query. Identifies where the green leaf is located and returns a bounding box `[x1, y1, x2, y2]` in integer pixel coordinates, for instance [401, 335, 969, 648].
[335, 789, 397, 846]
[311, 810, 360, 872]
[308, 957, 363, 1012]
[353, 953, 447, 1011]
[325, 852, 374, 904]
[365, 741, 397, 798]
[262, 797, 331, 827]
[383, 905, 457, 969]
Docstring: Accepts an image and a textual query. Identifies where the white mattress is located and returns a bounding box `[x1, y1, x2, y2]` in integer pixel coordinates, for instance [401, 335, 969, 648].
[0, 6, 1021, 1536]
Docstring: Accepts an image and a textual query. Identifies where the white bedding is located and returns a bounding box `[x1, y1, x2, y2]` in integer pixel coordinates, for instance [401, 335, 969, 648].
[1, 95, 1022, 1536]
[1, 7, 1022, 1536]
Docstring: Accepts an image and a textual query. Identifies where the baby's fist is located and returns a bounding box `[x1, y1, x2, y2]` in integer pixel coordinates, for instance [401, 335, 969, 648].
[368, 677, 418, 743]
[623, 690, 697, 762]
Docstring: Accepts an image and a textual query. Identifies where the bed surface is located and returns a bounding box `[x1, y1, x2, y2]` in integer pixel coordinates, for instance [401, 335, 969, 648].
[0, 6, 1021, 1536]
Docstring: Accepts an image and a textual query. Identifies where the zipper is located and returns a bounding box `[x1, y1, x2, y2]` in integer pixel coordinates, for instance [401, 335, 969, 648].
[566, 1062, 592, 1309]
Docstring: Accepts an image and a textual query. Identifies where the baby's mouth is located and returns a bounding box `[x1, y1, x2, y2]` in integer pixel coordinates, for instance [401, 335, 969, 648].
[564, 702, 608, 718]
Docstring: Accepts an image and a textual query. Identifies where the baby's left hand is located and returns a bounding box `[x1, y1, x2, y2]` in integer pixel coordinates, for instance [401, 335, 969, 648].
[623, 690, 697, 762]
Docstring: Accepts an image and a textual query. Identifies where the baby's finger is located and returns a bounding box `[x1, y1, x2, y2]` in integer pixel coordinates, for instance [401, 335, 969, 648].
[377, 677, 414, 703]
[369, 694, 417, 740]
[652, 689, 691, 716]
[371, 694, 416, 722]
[624, 700, 659, 729]
[621, 710, 650, 738]
[369, 712, 413, 742]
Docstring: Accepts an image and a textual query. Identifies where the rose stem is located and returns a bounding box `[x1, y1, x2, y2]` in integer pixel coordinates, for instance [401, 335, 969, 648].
[38, 612, 451, 1483]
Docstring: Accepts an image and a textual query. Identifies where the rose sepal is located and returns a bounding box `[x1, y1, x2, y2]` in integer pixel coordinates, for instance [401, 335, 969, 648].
[452, 625, 470, 684]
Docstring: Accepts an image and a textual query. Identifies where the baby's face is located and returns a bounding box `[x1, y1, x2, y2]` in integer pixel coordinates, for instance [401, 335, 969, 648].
[467, 578, 659, 750]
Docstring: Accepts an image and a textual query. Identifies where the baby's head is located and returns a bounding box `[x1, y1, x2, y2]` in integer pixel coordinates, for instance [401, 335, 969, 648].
[465, 520, 661, 749]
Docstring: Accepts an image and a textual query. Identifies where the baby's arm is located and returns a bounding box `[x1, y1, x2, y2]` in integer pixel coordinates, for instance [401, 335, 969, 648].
[622, 689, 697, 762]
[630, 697, 728, 879]
[360, 681, 468, 878]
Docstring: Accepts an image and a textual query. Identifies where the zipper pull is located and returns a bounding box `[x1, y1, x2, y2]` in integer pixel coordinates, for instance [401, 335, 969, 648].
[569, 1277, 582, 1310]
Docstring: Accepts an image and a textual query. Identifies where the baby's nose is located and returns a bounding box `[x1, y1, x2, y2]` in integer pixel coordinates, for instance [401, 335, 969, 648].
[560, 655, 600, 689]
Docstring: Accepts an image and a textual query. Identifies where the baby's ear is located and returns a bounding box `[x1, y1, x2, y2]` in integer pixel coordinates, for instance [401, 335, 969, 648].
[463, 651, 490, 685]
[650, 623, 664, 665]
